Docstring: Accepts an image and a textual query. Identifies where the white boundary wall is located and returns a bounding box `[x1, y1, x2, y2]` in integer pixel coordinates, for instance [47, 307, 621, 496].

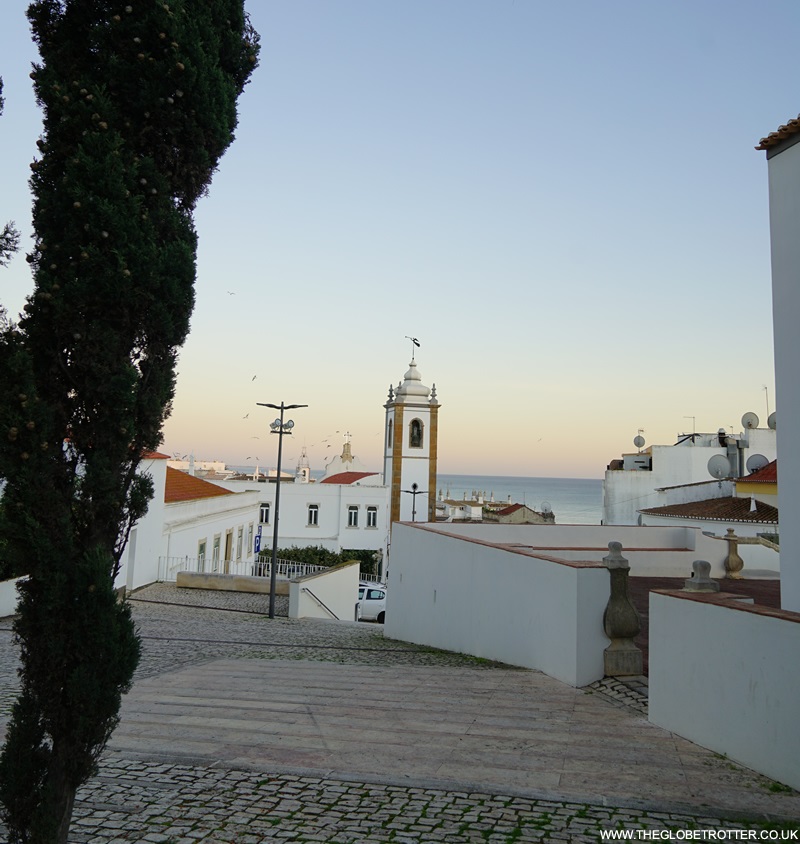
[385, 523, 609, 687]
[649, 592, 800, 789]
[414, 523, 770, 579]
[767, 136, 800, 612]
[0, 576, 25, 618]
[289, 561, 360, 621]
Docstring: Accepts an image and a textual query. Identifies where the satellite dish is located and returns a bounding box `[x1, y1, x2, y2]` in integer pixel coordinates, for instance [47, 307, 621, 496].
[541, 501, 552, 514]
[633, 435, 645, 449]
[707, 454, 731, 480]
[746, 454, 769, 474]
[768, 412, 777, 430]
[741, 411, 759, 430]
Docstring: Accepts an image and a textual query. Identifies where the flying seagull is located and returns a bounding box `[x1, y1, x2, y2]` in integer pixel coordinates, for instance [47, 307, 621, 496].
[242, 413, 249, 419]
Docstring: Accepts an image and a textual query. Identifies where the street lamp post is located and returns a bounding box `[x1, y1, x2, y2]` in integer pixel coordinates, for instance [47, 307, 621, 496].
[402, 482, 429, 522]
[257, 401, 307, 618]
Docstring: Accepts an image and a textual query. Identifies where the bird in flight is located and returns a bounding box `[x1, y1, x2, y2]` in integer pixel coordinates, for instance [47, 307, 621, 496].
[251, 375, 257, 381]
[243, 413, 249, 419]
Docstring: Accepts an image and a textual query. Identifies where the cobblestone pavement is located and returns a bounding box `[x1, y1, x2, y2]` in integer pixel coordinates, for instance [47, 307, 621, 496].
[64, 760, 798, 844]
[0, 584, 797, 843]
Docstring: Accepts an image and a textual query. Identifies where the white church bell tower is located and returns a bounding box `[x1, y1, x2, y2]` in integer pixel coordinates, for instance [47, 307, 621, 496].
[383, 354, 440, 525]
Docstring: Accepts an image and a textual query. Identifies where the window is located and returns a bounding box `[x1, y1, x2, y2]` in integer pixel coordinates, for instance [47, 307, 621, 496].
[198, 539, 207, 573]
[387, 419, 393, 449]
[348, 505, 359, 528]
[236, 526, 243, 561]
[308, 504, 319, 526]
[259, 503, 270, 524]
[212, 535, 221, 572]
[367, 506, 378, 528]
[247, 523, 254, 557]
[409, 418, 424, 448]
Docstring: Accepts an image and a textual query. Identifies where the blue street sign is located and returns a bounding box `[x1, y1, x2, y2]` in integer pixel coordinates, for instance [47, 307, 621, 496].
[254, 535, 261, 553]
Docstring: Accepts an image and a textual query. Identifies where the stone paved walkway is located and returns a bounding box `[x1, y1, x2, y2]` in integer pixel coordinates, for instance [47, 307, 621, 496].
[0, 583, 797, 843]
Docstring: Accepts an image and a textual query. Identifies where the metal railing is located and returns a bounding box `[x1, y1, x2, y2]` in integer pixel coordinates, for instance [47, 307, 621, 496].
[359, 571, 384, 584]
[157, 555, 327, 583]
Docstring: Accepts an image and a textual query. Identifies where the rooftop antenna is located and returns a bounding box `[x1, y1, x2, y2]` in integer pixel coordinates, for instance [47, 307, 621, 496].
[684, 416, 696, 436]
[404, 335, 420, 361]
[763, 385, 770, 420]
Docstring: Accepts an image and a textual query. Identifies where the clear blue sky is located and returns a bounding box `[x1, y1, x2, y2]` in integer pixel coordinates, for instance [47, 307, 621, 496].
[1, 1, 795, 478]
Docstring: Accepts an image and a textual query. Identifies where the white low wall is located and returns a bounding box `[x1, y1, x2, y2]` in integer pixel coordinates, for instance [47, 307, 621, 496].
[385, 524, 609, 687]
[289, 561, 360, 621]
[417, 523, 777, 579]
[649, 592, 800, 790]
[0, 577, 24, 618]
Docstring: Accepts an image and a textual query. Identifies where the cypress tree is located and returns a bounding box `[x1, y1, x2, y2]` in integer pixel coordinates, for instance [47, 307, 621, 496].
[0, 3, 258, 841]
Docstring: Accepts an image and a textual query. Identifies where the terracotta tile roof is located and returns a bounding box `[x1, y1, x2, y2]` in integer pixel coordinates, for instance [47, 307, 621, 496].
[143, 450, 170, 460]
[320, 471, 379, 485]
[756, 115, 800, 151]
[164, 466, 235, 503]
[639, 496, 778, 525]
[497, 503, 525, 516]
[739, 459, 777, 484]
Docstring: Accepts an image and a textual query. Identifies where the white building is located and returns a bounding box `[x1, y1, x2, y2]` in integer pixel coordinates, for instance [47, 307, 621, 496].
[118, 452, 262, 591]
[216, 443, 391, 562]
[602, 422, 776, 526]
[759, 116, 800, 613]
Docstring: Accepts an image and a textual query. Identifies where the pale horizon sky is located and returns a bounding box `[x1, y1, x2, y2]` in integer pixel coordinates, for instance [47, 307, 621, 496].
[1, 1, 795, 479]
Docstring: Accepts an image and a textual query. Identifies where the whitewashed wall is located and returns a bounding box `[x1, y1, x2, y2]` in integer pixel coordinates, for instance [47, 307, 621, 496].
[385, 523, 609, 687]
[406, 522, 775, 579]
[161, 490, 261, 566]
[289, 561, 361, 621]
[635, 515, 778, 576]
[0, 576, 25, 618]
[649, 592, 800, 790]
[116, 455, 168, 593]
[767, 140, 800, 612]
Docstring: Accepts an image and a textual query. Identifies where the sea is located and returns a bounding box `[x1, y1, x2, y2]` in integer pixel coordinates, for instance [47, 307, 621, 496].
[436, 474, 603, 525]
[233, 465, 604, 526]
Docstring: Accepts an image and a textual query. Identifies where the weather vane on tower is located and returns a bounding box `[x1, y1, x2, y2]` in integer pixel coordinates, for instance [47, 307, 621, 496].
[405, 335, 420, 361]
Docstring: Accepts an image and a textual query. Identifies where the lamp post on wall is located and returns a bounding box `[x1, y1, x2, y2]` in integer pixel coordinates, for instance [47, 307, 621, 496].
[402, 482, 428, 522]
[258, 401, 307, 618]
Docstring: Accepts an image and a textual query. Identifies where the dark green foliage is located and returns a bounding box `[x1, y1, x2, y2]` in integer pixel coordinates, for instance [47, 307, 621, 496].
[0, 3, 257, 841]
[266, 546, 380, 572]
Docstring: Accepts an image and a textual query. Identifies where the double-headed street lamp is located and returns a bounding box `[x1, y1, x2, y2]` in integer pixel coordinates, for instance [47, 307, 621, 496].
[257, 401, 307, 618]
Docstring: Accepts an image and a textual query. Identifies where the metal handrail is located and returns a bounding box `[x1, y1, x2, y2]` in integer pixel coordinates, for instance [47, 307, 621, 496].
[301, 587, 339, 620]
[157, 555, 327, 583]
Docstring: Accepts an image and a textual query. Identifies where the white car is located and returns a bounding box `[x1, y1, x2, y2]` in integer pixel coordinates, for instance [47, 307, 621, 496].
[358, 583, 386, 624]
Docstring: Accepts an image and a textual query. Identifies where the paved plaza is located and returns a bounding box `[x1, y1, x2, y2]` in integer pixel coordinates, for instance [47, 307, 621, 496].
[0, 584, 798, 842]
